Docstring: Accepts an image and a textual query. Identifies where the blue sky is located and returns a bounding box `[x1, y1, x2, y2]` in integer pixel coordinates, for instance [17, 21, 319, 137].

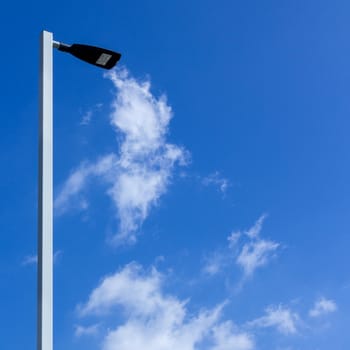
[1, 0, 350, 349]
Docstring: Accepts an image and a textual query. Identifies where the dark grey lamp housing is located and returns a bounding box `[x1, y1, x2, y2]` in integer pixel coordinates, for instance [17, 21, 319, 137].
[53, 41, 121, 69]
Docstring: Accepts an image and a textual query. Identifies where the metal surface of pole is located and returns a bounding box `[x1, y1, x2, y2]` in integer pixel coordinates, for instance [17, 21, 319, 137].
[38, 30, 53, 350]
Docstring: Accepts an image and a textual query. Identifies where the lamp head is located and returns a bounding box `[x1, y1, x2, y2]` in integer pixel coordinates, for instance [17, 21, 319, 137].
[56, 42, 121, 69]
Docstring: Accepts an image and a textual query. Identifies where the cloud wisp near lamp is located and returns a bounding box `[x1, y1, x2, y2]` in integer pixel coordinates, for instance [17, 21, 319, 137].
[38, 30, 121, 350]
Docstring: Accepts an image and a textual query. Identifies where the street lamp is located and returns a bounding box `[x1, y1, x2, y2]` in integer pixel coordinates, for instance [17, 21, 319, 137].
[38, 30, 121, 350]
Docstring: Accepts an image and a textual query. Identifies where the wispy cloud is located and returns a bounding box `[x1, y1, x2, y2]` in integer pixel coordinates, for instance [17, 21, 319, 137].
[309, 297, 337, 318]
[202, 171, 230, 194]
[53, 250, 63, 263]
[80, 110, 93, 126]
[244, 214, 267, 239]
[202, 215, 280, 284]
[74, 324, 100, 338]
[227, 231, 241, 249]
[54, 154, 117, 215]
[236, 239, 279, 278]
[202, 249, 229, 276]
[80, 103, 103, 126]
[235, 215, 279, 279]
[22, 254, 38, 266]
[212, 321, 255, 350]
[55, 68, 188, 245]
[248, 305, 299, 335]
[21, 250, 63, 266]
[78, 262, 254, 350]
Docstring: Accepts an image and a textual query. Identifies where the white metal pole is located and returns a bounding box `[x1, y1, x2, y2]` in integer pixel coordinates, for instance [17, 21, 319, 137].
[38, 30, 53, 350]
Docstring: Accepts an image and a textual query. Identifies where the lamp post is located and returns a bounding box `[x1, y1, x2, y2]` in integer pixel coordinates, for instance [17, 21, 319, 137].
[38, 30, 121, 350]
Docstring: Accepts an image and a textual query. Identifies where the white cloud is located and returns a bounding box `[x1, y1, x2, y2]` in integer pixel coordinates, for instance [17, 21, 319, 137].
[54, 163, 91, 214]
[244, 214, 267, 239]
[202, 172, 230, 194]
[80, 103, 103, 126]
[202, 250, 227, 276]
[22, 254, 38, 266]
[55, 68, 187, 245]
[212, 321, 254, 350]
[75, 324, 100, 338]
[248, 305, 299, 335]
[54, 154, 117, 215]
[53, 250, 63, 263]
[78, 263, 254, 350]
[235, 215, 279, 279]
[236, 239, 279, 278]
[202, 215, 280, 280]
[21, 250, 63, 266]
[309, 297, 337, 318]
[105, 68, 188, 244]
[227, 231, 241, 249]
[80, 110, 93, 126]
[78, 262, 166, 317]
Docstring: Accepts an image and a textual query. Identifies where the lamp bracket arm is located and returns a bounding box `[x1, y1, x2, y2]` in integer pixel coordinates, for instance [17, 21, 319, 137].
[52, 40, 72, 52]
